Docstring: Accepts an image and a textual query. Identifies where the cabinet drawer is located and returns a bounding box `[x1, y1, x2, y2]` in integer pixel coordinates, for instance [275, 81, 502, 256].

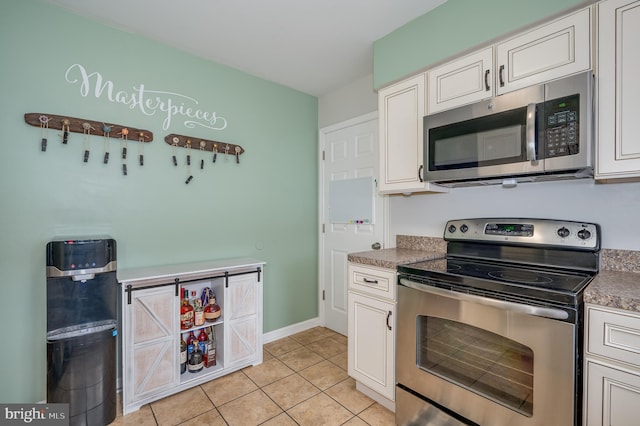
[349, 264, 396, 301]
[587, 305, 640, 368]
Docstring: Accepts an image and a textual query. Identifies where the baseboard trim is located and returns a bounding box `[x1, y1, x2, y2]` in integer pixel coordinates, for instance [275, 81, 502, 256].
[356, 381, 395, 412]
[262, 317, 322, 343]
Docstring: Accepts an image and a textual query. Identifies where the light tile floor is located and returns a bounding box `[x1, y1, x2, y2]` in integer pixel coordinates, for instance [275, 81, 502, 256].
[110, 327, 395, 426]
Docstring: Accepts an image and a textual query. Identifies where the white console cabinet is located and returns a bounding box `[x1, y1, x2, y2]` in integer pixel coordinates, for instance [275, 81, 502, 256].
[118, 258, 264, 415]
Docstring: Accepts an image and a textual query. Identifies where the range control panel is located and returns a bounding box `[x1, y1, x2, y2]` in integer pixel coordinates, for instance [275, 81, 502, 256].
[444, 218, 600, 250]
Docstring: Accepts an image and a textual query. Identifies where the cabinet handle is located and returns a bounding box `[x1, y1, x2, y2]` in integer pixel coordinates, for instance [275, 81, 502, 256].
[386, 311, 392, 331]
[484, 69, 490, 91]
[499, 65, 505, 87]
[363, 278, 379, 284]
[418, 165, 424, 182]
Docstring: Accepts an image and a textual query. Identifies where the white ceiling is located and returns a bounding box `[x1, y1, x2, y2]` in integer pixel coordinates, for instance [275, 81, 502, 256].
[45, 0, 447, 96]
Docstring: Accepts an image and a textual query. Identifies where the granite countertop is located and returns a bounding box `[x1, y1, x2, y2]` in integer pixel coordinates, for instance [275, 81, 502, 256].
[347, 235, 446, 269]
[585, 272, 640, 313]
[347, 248, 445, 269]
[588, 249, 640, 313]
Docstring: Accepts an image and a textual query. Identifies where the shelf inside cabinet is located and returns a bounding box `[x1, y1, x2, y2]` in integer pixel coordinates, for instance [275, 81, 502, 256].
[180, 363, 224, 384]
[180, 318, 224, 334]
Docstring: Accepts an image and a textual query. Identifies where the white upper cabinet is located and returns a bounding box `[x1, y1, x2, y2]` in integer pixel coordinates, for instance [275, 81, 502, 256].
[425, 7, 591, 115]
[496, 7, 591, 95]
[428, 47, 494, 114]
[595, 0, 640, 180]
[378, 73, 447, 194]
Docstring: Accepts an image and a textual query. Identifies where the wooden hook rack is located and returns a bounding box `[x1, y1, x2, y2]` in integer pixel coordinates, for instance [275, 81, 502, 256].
[164, 133, 244, 158]
[24, 113, 154, 142]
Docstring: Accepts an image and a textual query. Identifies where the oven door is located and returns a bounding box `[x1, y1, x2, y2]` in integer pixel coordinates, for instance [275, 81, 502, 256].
[397, 279, 577, 426]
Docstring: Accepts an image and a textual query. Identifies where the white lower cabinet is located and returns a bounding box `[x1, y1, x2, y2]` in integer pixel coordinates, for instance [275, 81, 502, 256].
[585, 361, 640, 426]
[347, 263, 396, 406]
[119, 258, 264, 415]
[584, 304, 640, 425]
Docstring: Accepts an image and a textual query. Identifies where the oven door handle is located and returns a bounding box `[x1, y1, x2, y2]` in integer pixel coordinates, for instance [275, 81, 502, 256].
[399, 278, 569, 320]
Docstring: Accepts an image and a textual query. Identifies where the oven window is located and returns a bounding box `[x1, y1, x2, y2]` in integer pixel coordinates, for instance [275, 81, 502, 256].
[417, 316, 533, 417]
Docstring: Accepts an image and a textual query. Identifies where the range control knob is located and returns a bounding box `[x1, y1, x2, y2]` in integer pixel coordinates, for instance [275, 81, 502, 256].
[460, 224, 469, 233]
[578, 229, 592, 240]
[557, 227, 570, 238]
[448, 224, 457, 234]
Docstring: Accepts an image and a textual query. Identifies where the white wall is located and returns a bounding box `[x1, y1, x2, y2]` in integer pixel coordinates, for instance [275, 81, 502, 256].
[318, 73, 377, 128]
[389, 178, 640, 250]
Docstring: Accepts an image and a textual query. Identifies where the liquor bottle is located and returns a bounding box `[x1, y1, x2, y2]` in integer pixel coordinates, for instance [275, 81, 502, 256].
[180, 334, 187, 374]
[180, 288, 194, 330]
[206, 326, 217, 367]
[194, 298, 205, 327]
[197, 328, 209, 366]
[204, 292, 221, 322]
[186, 330, 197, 349]
[188, 341, 204, 373]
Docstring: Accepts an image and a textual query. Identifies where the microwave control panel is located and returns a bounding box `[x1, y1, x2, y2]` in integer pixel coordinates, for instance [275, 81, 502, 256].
[542, 94, 579, 158]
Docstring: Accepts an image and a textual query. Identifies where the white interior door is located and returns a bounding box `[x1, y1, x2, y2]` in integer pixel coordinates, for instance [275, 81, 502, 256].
[319, 112, 386, 335]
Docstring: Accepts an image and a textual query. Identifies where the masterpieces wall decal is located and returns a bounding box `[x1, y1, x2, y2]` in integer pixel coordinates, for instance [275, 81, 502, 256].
[64, 63, 229, 132]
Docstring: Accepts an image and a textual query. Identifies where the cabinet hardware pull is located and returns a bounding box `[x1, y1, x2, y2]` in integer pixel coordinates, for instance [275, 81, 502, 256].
[418, 165, 424, 182]
[386, 311, 392, 330]
[363, 278, 378, 284]
[499, 65, 505, 87]
[484, 69, 491, 91]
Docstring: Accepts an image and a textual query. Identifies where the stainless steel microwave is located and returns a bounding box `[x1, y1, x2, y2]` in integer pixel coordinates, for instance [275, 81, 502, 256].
[424, 71, 594, 187]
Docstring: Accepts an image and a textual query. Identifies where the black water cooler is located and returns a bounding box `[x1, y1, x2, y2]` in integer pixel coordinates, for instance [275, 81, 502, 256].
[46, 238, 118, 426]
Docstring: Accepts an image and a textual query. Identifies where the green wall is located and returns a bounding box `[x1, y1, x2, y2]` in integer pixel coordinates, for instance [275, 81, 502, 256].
[0, 1, 318, 403]
[373, 0, 592, 89]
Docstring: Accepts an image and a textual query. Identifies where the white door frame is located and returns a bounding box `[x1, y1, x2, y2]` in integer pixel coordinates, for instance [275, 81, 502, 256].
[317, 111, 389, 330]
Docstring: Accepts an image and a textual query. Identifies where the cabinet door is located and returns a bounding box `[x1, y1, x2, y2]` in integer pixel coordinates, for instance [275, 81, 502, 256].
[225, 272, 261, 368]
[585, 360, 640, 426]
[379, 74, 432, 194]
[428, 47, 493, 114]
[124, 285, 178, 410]
[496, 7, 591, 95]
[596, 0, 640, 180]
[347, 292, 395, 400]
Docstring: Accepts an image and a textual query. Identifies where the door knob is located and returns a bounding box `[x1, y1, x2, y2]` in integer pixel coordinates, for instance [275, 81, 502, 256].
[371, 242, 381, 250]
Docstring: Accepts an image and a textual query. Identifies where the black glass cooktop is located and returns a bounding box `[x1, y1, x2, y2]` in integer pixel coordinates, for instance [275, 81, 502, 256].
[398, 256, 595, 307]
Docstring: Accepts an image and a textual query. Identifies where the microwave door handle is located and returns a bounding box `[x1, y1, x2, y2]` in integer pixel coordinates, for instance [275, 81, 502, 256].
[526, 103, 537, 162]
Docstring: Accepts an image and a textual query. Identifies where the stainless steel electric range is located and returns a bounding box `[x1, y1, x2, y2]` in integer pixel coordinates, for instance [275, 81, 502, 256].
[396, 218, 600, 426]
